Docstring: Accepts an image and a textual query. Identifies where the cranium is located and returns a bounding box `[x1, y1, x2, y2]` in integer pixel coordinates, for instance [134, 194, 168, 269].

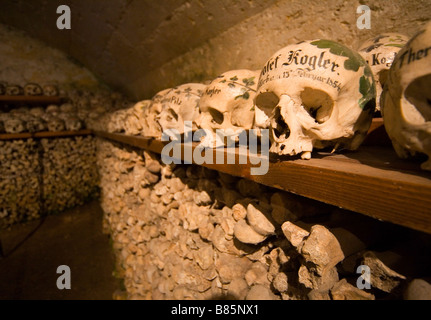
[46, 116, 65, 132]
[156, 83, 206, 136]
[59, 103, 76, 114]
[124, 100, 152, 136]
[358, 33, 409, 114]
[254, 39, 376, 160]
[4, 117, 26, 133]
[143, 88, 173, 138]
[24, 83, 43, 96]
[5, 85, 24, 96]
[197, 69, 259, 147]
[26, 115, 46, 132]
[29, 107, 45, 117]
[42, 84, 59, 96]
[380, 22, 431, 170]
[107, 109, 128, 133]
[64, 116, 84, 131]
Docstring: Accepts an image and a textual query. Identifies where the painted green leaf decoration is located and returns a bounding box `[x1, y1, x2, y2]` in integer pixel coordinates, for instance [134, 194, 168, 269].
[234, 91, 250, 100]
[228, 83, 236, 88]
[230, 76, 239, 81]
[358, 75, 376, 112]
[242, 77, 255, 87]
[310, 39, 363, 71]
[311, 39, 376, 110]
[385, 44, 405, 48]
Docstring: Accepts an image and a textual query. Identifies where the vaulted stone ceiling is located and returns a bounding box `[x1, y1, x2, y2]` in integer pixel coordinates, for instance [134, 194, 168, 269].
[0, 0, 273, 99]
[1, 0, 430, 101]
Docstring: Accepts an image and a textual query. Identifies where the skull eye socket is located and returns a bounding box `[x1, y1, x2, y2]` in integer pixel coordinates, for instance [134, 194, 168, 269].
[256, 92, 280, 118]
[208, 107, 224, 125]
[166, 109, 178, 122]
[404, 74, 431, 125]
[300, 88, 334, 124]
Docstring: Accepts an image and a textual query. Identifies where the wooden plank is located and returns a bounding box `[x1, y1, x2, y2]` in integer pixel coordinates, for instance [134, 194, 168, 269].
[34, 130, 93, 138]
[95, 131, 431, 234]
[0, 132, 32, 140]
[0, 130, 93, 140]
[0, 96, 63, 105]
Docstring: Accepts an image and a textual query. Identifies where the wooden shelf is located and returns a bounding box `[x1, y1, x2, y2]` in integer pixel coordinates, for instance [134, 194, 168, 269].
[0, 95, 63, 105]
[95, 130, 431, 235]
[0, 130, 93, 140]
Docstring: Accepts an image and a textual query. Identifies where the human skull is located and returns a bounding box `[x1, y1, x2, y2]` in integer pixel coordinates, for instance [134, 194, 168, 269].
[358, 33, 409, 114]
[124, 100, 152, 136]
[380, 22, 431, 170]
[144, 88, 172, 138]
[107, 109, 128, 133]
[197, 69, 258, 147]
[4, 117, 26, 133]
[46, 116, 65, 132]
[24, 83, 43, 96]
[5, 85, 24, 96]
[26, 116, 46, 133]
[64, 116, 84, 131]
[29, 107, 45, 117]
[42, 84, 59, 96]
[254, 39, 376, 160]
[156, 83, 206, 136]
[60, 103, 76, 114]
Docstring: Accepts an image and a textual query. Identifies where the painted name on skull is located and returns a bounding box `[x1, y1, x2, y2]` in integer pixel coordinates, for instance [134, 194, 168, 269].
[283, 50, 340, 72]
[205, 87, 222, 97]
[161, 95, 183, 106]
[396, 46, 431, 68]
[368, 52, 397, 67]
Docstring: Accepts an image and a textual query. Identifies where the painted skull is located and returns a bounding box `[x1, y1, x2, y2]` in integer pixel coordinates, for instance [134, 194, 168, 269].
[254, 39, 376, 159]
[358, 33, 409, 114]
[144, 88, 172, 138]
[156, 83, 206, 136]
[196, 69, 258, 147]
[380, 22, 431, 170]
[123, 100, 150, 135]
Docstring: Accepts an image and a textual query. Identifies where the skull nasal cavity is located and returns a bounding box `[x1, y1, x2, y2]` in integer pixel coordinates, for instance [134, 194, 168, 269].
[404, 74, 431, 124]
[209, 107, 224, 125]
[272, 107, 290, 140]
[300, 88, 334, 124]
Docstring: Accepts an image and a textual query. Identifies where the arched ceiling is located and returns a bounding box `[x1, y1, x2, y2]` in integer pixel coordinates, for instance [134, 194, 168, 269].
[0, 0, 273, 100]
